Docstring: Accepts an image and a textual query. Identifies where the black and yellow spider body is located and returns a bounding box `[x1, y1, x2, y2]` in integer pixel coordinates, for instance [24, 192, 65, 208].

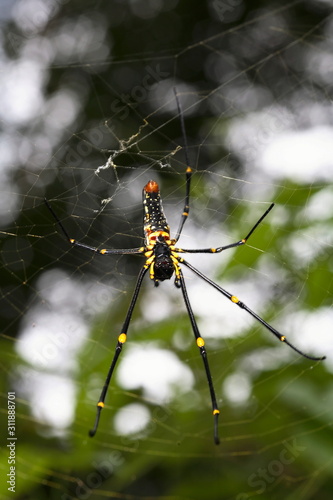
[143, 179, 181, 285]
[45, 92, 325, 445]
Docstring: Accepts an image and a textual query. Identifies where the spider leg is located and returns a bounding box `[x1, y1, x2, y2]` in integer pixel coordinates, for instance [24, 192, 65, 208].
[177, 203, 275, 254]
[181, 259, 326, 362]
[45, 199, 144, 255]
[89, 266, 149, 437]
[178, 268, 220, 445]
[173, 89, 193, 243]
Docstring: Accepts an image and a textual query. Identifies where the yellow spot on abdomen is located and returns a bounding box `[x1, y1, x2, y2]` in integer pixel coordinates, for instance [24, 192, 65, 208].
[118, 333, 127, 344]
[97, 402, 105, 408]
[213, 409, 220, 415]
[70, 239, 75, 244]
[100, 249, 107, 254]
[280, 336, 286, 342]
[231, 295, 239, 303]
[197, 337, 205, 347]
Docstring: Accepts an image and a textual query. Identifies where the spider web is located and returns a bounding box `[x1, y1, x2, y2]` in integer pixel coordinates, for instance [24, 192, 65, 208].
[1, 1, 333, 499]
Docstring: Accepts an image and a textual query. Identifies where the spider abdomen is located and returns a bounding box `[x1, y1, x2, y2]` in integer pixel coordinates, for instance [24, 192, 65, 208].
[143, 180, 176, 284]
[143, 180, 170, 243]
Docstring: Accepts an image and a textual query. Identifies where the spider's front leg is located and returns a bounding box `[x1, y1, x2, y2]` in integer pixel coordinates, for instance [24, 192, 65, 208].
[178, 267, 220, 445]
[89, 266, 149, 437]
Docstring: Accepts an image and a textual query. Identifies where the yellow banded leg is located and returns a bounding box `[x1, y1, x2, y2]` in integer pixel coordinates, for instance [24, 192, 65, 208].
[89, 267, 148, 437]
[179, 271, 220, 444]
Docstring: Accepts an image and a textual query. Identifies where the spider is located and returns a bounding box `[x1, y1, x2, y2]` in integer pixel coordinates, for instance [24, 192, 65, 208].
[45, 93, 325, 445]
